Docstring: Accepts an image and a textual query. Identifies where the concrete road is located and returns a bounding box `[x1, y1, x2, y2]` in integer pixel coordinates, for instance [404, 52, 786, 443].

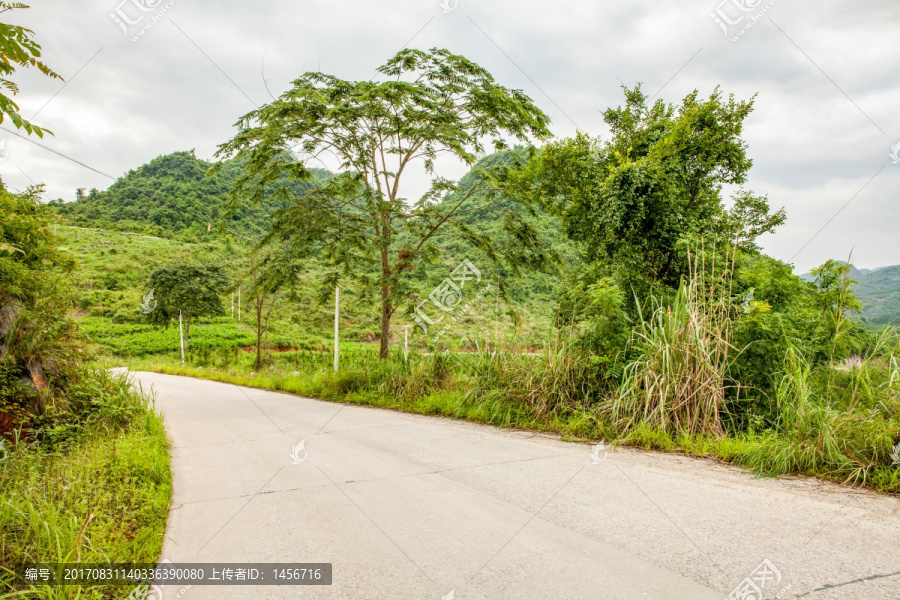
[132, 371, 900, 600]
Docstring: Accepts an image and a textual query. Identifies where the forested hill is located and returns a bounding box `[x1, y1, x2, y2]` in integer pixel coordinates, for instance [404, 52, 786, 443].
[53, 151, 327, 239]
[801, 263, 900, 325]
[852, 265, 900, 324]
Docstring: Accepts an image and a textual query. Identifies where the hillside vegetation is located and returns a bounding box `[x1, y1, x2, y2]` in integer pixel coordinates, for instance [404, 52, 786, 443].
[1, 185, 170, 598]
[52, 149, 900, 329]
[53, 150, 575, 351]
[53, 151, 326, 240]
[854, 266, 900, 324]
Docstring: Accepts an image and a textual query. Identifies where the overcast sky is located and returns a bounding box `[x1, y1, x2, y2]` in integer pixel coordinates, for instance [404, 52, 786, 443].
[1, 0, 897, 273]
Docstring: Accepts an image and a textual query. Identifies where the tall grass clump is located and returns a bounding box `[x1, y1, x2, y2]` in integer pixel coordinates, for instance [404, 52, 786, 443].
[606, 250, 737, 437]
[728, 344, 900, 488]
[454, 334, 604, 418]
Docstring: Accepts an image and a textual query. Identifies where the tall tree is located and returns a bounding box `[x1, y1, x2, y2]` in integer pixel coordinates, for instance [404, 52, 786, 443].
[215, 48, 552, 358]
[146, 264, 230, 347]
[505, 85, 784, 300]
[0, 2, 60, 137]
[244, 246, 291, 371]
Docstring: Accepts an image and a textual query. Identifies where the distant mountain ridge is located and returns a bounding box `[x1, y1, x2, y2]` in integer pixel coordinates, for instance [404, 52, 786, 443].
[802, 262, 900, 324]
[852, 265, 900, 324]
[53, 150, 327, 240]
[54, 150, 900, 327]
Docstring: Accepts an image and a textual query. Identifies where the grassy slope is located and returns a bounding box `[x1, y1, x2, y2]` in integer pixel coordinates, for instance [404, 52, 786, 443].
[58, 225, 241, 322]
[0, 382, 171, 599]
[57, 222, 564, 353]
[53, 148, 574, 348]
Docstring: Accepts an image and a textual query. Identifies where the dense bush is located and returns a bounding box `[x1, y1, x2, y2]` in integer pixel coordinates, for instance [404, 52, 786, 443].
[1, 184, 86, 437]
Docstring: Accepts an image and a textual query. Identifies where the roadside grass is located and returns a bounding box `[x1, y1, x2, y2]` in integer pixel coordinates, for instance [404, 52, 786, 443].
[0, 377, 171, 599]
[125, 350, 900, 495]
[124, 348, 611, 442]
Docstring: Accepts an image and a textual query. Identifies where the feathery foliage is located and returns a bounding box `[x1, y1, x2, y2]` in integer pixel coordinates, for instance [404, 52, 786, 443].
[215, 47, 554, 358]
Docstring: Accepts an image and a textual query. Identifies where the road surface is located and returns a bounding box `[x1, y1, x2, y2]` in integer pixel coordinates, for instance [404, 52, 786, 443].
[132, 371, 900, 599]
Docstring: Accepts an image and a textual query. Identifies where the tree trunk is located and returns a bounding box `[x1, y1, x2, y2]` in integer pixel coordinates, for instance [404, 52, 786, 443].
[26, 360, 47, 390]
[255, 295, 263, 371]
[379, 209, 393, 360]
[379, 281, 391, 359]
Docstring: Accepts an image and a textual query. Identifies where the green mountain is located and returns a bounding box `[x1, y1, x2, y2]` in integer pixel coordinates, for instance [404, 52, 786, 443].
[853, 265, 900, 324]
[801, 263, 900, 324]
[53, 150, 325, 240]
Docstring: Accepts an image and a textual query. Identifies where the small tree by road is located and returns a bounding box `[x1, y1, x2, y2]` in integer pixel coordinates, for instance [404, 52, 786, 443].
[147, 264, 230, 347]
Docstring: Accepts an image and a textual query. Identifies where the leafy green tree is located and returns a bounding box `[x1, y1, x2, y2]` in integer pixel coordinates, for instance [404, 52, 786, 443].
[726, 254, 873, 429]
[719, 190, 787, 252]
[0, 182, 79, 401]
[147, 264, 230, 347]
[729, 252, 819, 424]
[556, 262, 630, 361]
[810, 259, 868, 362]
[215, 48, 552, 358]
[504, 86, 784, 300]
[0, 2, 60, 137]
[242, 244, 293, 371]
[0, 7, 73, 418]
